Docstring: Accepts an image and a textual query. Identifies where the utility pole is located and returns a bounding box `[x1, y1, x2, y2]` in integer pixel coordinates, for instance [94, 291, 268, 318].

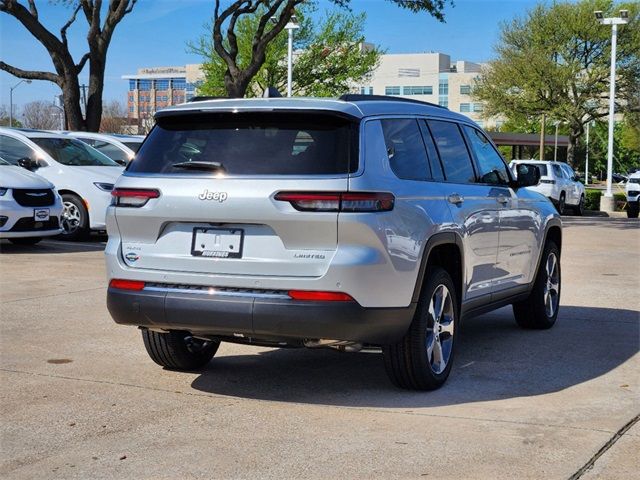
[539, 114, 546, 160]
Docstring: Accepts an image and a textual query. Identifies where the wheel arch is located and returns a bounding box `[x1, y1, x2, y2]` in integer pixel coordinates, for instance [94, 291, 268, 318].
[412, 232, 464, 307]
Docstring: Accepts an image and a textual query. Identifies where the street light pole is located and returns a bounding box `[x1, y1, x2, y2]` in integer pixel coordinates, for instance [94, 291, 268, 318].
[9, 79, 32, 127]
[553, 121, 559, 162]
[595, 9, 629, 210]
[285, 16, 300, 97]
[585, 121, 591, 186]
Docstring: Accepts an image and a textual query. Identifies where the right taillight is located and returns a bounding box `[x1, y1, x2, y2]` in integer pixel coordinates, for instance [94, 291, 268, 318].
[274, 192, 394, 212]
[111, 188, 160, 207]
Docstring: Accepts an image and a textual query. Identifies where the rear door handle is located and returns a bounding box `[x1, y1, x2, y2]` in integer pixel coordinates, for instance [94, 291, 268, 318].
[448, 193, 464, 205]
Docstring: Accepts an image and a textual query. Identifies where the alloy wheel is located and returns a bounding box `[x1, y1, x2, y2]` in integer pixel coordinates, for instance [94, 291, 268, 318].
[61, 201, 81, 234]
[426, 284, 455, 374]
[543, 252, 560, 317]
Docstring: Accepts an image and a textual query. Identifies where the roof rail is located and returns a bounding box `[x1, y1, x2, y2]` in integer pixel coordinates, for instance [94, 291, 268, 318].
[338, 94, 446, 109]
[187, 96, 227, 103]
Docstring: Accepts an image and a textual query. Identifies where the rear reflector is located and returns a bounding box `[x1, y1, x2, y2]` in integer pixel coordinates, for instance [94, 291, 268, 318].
[111, 188, 160, 207]
[288, 290, 354, 301]
[109, 279, 146, 291]
[275, 192, 394, 212]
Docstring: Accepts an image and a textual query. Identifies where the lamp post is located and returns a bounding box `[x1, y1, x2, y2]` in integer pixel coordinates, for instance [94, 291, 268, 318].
[595, 9, 629, 211]
[553, 121, 560, 162]
[285, 15, 300, 97]
[585, 120, 593, 186]
[9, 79, 32, 127]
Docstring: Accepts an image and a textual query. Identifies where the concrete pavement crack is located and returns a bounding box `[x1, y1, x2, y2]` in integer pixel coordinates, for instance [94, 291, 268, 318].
[568, 413, 640, 480]
[0, 286, 105, 304]
[0, 367, 624, 436]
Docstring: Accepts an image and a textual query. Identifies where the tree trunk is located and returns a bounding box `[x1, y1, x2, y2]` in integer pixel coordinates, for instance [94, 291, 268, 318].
[566, 124, 583, 167]
[61, 74, 85, 130]
[85, 55, 106, 131]
[224, 72, 250, 98]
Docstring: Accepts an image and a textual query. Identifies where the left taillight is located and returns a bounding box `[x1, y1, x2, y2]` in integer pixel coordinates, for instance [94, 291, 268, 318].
[111, 188, 160, 207]
[109, 279, 145, 291]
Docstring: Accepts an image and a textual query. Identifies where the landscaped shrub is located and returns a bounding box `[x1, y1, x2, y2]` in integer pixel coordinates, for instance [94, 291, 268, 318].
[584, 189, 627, 211]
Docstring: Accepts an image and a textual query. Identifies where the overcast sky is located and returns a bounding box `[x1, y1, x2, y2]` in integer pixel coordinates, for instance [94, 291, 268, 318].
[1, 0, 557, 111]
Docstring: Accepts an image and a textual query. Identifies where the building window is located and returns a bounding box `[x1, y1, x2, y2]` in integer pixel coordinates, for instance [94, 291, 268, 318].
[473, 103, 484, 112]
[139, 80, 152, 91]
[460, 85, 471, 95]
[403, 86, 433, 95]
[438, 79, 448, 95]
[156, 79, 169, 90]
[129, 106, 134, 113]
[439, 97, 448, 108]
[128, 95, 134, 102]
[171, 77, 187, 89]
[385, 86, 401, 95]
[360, 86, 373, 95]
[460, 103, 471, 113]
[129, 80, 137, 91]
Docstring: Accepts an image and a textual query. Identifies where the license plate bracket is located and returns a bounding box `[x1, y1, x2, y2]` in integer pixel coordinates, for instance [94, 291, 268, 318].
[33, 208, 50, 222]
[191, 227, 244, 258]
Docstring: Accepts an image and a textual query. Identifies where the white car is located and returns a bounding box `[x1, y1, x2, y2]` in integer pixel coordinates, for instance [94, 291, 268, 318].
[0, 128, 124, 240]
[510, 160, 585, 215]
[0, 155, 64, 244]
[63, 131, 137, 166]
[626, 171, 640, 218]
[108, 134, 144, 153]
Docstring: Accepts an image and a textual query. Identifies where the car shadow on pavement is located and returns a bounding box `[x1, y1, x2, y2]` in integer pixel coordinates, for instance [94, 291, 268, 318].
[562, 217, 639, 230]
[190, 305, 639, 407]
[0, 234, 108, 254]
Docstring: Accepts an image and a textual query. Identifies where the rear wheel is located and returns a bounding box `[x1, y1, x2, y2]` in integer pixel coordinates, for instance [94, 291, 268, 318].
[9, 237, 42, 245]
[383, 266, 458, 390]
[556, 193, 566, 215]
[627, 202, 639, 218]
[59, 193, 89, 241]
[513, 241, 560, 329]
[141, 329, 220, 370]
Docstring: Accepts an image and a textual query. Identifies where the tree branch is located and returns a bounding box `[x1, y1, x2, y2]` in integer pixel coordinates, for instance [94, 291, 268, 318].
[76, 52, 90, 73]
[61, 3, 82, 46]
[0, 61, 60, 84]
[27, 0, 37, 18]
[227, 1, 260, 61]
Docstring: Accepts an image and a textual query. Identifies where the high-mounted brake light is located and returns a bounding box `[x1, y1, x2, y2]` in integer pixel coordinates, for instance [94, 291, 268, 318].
[288, 290, 354, 301]
[111, 188, 160, 207]
[109, 279, 146, 291]
[274, 192, 394, 212]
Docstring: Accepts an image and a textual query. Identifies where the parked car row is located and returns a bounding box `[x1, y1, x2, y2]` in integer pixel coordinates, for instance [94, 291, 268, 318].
[0, 127, 142, 242]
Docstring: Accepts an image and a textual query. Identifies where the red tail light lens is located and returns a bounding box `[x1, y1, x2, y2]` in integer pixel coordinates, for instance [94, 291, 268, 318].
[275, 192, 394, 212]
[288, 290, 354, 301]
[111, 188, 160, 207]
[109, 279, 146, 291]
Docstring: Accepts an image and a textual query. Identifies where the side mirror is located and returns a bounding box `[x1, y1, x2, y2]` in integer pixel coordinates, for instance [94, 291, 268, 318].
[18, 157, 39, 171]
[513, 164, 540, 188]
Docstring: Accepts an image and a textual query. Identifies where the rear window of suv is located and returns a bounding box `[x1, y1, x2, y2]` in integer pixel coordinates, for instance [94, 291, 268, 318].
[128, 112, 358, 176]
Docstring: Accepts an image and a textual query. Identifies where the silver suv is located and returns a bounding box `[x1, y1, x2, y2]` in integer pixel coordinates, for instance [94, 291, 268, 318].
[106, 96, 562, 390]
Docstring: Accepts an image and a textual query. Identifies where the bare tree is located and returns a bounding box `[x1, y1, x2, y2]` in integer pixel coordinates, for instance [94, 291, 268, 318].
[99, 100, 127, 133]
[0, 0, 137, 131]
[212, 0, 450, 97]
[22, 100, 61, 130]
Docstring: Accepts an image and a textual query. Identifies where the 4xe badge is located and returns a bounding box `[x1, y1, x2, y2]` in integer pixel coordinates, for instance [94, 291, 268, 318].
[198, 189, 228, 202]
[125, 252, 140, 262]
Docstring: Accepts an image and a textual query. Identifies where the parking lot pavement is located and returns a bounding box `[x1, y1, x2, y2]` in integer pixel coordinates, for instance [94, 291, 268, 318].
[1, 218, 638, 480]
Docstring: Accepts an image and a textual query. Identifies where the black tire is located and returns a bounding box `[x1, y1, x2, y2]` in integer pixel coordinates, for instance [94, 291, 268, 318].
[382, 266, 458, 390]
[513, 241, 561, 329]
[574, 194, 584, 216]
[627, 202, 639, 219]
[556, 192, 566, 215]
[141, 329, 220, 370]
[9, 237, 42, 245]
[58, 193, 89, 241]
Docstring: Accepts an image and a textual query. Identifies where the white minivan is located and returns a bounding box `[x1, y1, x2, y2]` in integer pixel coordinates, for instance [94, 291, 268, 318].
[0, 128, 124, 240]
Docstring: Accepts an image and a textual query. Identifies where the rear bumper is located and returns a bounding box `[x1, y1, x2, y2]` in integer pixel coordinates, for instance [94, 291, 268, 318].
[107, 287, 416, 345]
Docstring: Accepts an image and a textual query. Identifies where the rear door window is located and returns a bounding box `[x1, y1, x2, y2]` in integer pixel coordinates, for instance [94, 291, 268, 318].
[427, 120, 476, 183]
[128, 112, 358, 176]
[380, 118, 430, 181]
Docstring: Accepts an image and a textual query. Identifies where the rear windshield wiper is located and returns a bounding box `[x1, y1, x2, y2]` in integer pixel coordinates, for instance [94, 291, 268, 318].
[171, 161, 226, 172]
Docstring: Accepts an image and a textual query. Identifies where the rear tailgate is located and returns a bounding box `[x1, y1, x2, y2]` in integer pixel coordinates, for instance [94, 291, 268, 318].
[113, 110, 358, 278]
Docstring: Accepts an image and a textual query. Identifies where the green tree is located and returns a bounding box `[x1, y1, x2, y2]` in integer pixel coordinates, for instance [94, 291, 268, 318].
[206, 0, 451, 98]
[1, 0, 137, 131]
[191, 6, 381, 97]
[473, 0, 640, 166]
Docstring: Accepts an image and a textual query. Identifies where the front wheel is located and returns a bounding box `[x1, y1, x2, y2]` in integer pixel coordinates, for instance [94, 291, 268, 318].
[574, 194, 584, 216]
[513, 241, 561, 329]
[142, 329, 220, 370]
[383, 266, 458, 390]
[627, 202, 639, 219]
[59, 193, 89, 241]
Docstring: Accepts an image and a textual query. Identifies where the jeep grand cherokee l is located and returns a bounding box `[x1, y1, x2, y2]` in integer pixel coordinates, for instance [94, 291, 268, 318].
[106, 95, 562, 390]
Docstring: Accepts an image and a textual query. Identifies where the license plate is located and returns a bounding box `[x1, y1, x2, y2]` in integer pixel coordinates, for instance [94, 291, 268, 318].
[191, 227, 243, 258]
[34, 208, 50, 221]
